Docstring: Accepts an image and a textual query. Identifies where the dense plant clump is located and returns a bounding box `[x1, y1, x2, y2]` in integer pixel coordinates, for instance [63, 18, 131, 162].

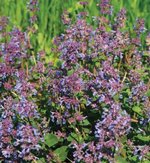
[0, 0, 150, 162]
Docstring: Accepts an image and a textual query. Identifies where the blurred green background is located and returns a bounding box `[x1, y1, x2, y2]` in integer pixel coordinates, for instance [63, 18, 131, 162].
[0, 0, 149, 60]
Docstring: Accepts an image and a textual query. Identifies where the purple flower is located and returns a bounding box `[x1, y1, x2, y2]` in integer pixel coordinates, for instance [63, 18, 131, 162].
[2, 146, 13, 158]
[79, 1, 88, 6]
[99, 0, 112, 15]
[16, 97, 38, 118]
[114, 8, 126, 29]
[0, 16, 8, 31]
[134, 18, 146, 34]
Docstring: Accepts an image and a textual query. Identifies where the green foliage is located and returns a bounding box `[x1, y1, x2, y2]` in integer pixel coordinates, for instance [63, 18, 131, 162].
[0, 0, 149, 58]
[136, 135, 150, 142]
[132, 106, 142, 114]
[115, 156, 128, 163]
[54, 146, 68, 161]
[0, 0, 149, 162]
[44, 133, 59, 147]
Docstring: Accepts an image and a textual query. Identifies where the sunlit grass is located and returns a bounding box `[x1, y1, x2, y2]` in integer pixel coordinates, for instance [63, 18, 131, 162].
[0, 0, 149, 59]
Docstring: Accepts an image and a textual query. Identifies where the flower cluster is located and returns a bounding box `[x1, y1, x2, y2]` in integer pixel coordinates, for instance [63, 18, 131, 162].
[99, 0, 112, 15]
[72, 104, 131, 162]
[27, 0, 39, 24]
[0, 0, 149, 162]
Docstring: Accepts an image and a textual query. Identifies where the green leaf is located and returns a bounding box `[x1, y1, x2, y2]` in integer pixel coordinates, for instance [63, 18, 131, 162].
[136, 135, 150, 142]
[145, 89, 150, 97]
[34, 24, 38, 30]
[143, 52, 150, 57]
[132, 106, 142, 114]
[54, 146, 68, 161]
[126, 89, 131, 96]
[115, 156, 127, 163]
[38, 33, 44, 44]
[37, 158, 46, 163]
[79, 119, 90, 126]
[44, 133, 58, 147]
[113, 94, 119, 101]
[67, 69, 74, 76]
[143, 159, 150, 163]
[67, 133, 78, 142]
[128, 155, 137, 162]
[67, 132, 83, 143]
[83, 128, 90, 134]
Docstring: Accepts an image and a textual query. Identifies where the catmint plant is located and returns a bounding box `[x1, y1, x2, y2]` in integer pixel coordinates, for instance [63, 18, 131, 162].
[0, 0, 149, 162]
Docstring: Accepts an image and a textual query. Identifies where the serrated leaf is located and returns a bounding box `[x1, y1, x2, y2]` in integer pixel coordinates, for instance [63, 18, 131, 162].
[54, 146, 68, 161]
[44, 133, 58, 147]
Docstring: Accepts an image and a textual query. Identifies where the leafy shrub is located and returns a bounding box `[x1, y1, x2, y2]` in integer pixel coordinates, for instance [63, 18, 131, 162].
[0, 0, 149, 162]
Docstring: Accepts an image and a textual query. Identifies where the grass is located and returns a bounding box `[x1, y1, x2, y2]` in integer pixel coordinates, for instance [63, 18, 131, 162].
[0, 0, 149, 60]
